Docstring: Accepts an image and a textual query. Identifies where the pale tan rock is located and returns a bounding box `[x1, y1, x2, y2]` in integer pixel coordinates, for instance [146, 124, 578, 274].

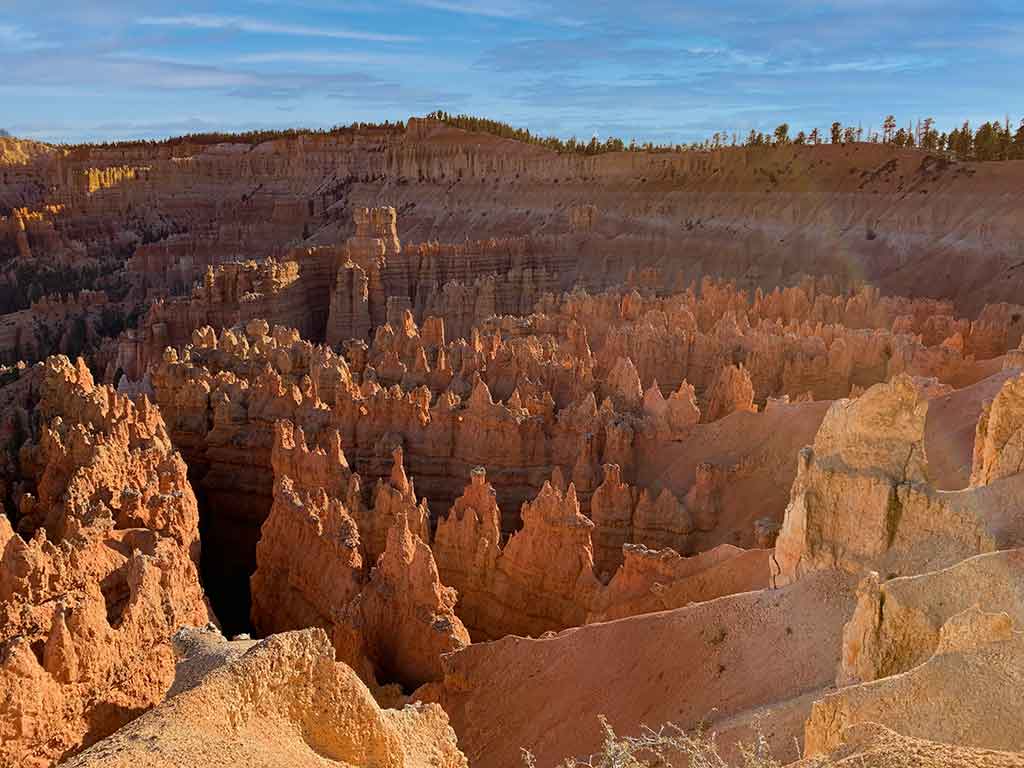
[773, 374, 1005, 584]
[972, 372, 1024, 485]
[792, 723, 1024, 768]
[839, 549, 1024, 685]
[805, 607, 1024, 756]
[811, 373, 929, 481]
[61, 628, 467, 768]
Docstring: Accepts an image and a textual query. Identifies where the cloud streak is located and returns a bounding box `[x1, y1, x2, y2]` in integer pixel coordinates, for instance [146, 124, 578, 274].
[0, 23, 52, 50]
[137, 14, 416, 43]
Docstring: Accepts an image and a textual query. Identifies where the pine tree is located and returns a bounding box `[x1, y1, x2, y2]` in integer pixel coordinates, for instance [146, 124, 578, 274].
[883, 115, 896, 143]
[920, 118, 937, 151]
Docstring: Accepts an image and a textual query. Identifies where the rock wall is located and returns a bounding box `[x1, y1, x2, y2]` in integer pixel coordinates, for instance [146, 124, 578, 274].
[433, 469, 767, 640]
[773, 374, 1018, 584]
[839, 550, 1024, 685]
[806, 606, 1024, 756]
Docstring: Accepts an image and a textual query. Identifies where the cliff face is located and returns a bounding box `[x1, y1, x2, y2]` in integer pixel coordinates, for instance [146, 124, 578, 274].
[0, 356, 211, 767]
[430, 468, 767, 641]
[6, 120, 1024, 368]
[131, 261, 1024, 647]
[774, 375, 991, 583]
[325, 206, 561, 345]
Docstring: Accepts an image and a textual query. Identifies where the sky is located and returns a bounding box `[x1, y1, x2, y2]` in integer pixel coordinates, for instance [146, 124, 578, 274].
[2, 0, 1024, 144]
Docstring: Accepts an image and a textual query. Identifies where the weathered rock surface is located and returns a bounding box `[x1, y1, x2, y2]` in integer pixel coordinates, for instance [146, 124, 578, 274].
[0, 356, 211, 767]
[9, 124, 1024, 766]
[433, 469, 767, 640]
[61, 627, 467, 768]
[972, 372, 1024, 486]
[793, 723, 1024, 768]
[417, 570, 857, 768]
[806, 607, 1024, 756]
[839, 549, 1024, 685]
[250, 419, 468, 691]
[774, 374, 1024, 584]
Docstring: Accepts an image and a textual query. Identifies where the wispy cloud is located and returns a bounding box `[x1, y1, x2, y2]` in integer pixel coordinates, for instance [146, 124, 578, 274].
[136, 14, 416, 43]
[233, 50, 460, 72]
[235, 51, 383, 65]
[0, 48, 465, 110]
[405, 0, 583, 26]
[408, 0, 534, 18]
[0, 23, 52, 50]
[816, 55, 941, 74]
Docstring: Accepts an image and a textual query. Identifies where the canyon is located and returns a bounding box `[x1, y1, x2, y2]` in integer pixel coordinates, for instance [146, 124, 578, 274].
[1, 122, 1024, 767]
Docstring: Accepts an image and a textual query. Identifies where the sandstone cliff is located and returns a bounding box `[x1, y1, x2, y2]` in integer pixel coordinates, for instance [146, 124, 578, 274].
[773, 374, 1021, 584]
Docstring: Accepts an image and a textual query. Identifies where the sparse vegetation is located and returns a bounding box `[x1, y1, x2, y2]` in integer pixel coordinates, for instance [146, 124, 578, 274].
[522, 717, 782, 768]
[428, 109, 1024, 162]
[47, 111, 1024, 162]
[426, 111, 687, 154]
[62, 121, 406, 151]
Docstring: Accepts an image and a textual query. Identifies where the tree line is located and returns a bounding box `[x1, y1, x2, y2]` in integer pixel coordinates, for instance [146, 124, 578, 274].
[24, 112, 1024, 162]
[61, 121, 406, 151]
[428, 110, 1024, 162]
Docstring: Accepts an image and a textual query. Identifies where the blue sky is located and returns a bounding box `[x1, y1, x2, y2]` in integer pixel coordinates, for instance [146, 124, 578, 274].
[2, 0, 1023, 144]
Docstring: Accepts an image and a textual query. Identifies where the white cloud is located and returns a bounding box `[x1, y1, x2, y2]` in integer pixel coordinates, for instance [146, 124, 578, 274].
[408, 0, 527, 17]
[136, 14, 416, 43]
[235, 51, 383, 65]
[0, 23, 51, 50]
[232, 49, 459, 72]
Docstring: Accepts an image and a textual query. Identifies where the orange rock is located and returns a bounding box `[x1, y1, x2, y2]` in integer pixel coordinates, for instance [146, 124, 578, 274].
[0, 356, 211, 767]
[251, 419, 466, 691]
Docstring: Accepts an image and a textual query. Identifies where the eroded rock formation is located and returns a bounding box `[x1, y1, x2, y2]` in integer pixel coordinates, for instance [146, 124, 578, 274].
[806, 606, 1024, 755]
[61, 627, 467, 768]
[773, 374, 1019, 583]
[839, 550, 1024, 685]
[434, 469, 767, 640]
[0, 356, 211, 767]
[250, 419, 467, 691]
[6, 124, 1024, 767]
